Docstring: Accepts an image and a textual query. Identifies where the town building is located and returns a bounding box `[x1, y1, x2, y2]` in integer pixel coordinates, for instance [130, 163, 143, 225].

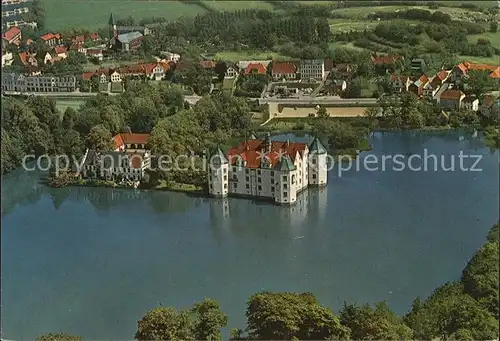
[81, 133, 151, 181]
[207, 134, 328, 205]
[479, 95, 500, 118]
[439, 89, 465, 111]
[40, 32, 61, 47]
[330, 79, 347, 94]
[160, 51, 181, 63]
[271, 61, 298, 81]
[411, 58, 426, 73]
[409, 74, 429, 97]
[451, 61, 500, 84]
[461, 96, 479, 112]
[245, 62, 267, 75]
[329, 63, 352, 80]
[225, 63, 238, 78]
[2, 26, 21, 45]
[2, 73, 76, 92]
[300, 59, 325, 82]
[18, 51, 37, 67]
[238, 60, 272, 73]
[2, 51, 13, 67]
[113, 31, 143, 51]
[389, 75, 410, 93]
[424, 70, 450, 98]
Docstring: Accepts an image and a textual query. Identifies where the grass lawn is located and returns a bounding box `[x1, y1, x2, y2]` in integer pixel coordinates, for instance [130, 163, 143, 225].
[215, 50, 287, 62]
[457, 55, 500, 65]
[328, 42, 367, 52]
[43, 0, 206, 32]
[55, 99, 85, 114]
[467, 32, 500, 47]
[202, 0, 274, 11]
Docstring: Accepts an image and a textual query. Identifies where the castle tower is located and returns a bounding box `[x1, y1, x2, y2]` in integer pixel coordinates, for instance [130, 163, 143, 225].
[108, 13, 118, 40]
[308, 137, 328, 186]
[274, 155, 297, 205]
[208, 148, 229, 198]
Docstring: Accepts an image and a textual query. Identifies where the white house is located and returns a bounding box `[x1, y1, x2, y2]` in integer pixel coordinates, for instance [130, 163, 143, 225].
[207, 134, 328, 205]
[160, 51, 180, 63]
[300, 59, 325, 82]
[225, 64, 238, 78]
[461, 96, 479, 112]
[2, 51, 13, 67]
[389, 75, 410, 93]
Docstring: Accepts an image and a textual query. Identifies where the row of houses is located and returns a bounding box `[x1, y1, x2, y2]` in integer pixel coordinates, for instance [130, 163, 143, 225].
[389, 61, 500, 112]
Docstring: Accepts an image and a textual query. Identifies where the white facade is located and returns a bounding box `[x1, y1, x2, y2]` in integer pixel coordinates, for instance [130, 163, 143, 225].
[207, 138, 327, 205]
[225, 66, 238, 79]
[1, 73, 76, 92]
[300, 59, 325, 82]
[462, 98, 479, 112]
[2, 51, 13, 67]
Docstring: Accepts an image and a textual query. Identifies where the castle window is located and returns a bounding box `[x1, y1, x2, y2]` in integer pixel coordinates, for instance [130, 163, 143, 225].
[234, 183, 238, 189]
[233, 175, 237, 181]
[271, 171, 274, 176]
[258, 178, 261, 183]
[312, 174, 316, 179]
[224, 175, 227, 181]
[284, 191, 288, 197]
[224, 168, 227, 174]
[232, 167, 236, 172]
[284, 184, 287, 189]
[246, 184, 249, 189]
[283, 175, 287, 181]
[271, 179, 274, 184]
[245, 169, 249, 174]
[271, 186, 275, 192]
[246, 176, 249, 182]
[224, 184, 227, 189]
[258, 185, 262, 191]
[312, 158, 317, 164]
[257, 170, 261, 175]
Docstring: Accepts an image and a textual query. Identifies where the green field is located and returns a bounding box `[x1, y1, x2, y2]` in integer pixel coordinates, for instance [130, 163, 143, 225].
[202, 0, 274, 11]
[467, 32, 500, 48]
[328, 18, 378, 32]
[215, 50, 286, 62]
[457, 55, 500, 65]
[44, 0, 206, 31]
[55, 99, 85, 113]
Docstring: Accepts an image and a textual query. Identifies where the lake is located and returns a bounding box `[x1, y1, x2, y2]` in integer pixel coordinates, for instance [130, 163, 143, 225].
[1, 131, 499, 339]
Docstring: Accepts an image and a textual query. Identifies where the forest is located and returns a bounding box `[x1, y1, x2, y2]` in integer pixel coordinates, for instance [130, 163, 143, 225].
[33, 223, 500, 340]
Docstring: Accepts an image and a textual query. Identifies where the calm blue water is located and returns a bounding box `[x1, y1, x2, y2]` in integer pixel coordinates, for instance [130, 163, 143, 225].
[1, 131, 499, 340]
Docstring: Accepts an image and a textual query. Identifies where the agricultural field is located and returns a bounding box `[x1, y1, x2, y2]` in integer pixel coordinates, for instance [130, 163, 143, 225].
[215, 50, 286, 62]
[43, 0, 206, 31]
[202, 0, 274, 11]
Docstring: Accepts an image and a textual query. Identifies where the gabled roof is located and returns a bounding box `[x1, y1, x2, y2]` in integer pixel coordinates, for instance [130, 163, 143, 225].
[245, 62, 266, 74]
[113, 133, 150, 148]
[116, 31, 143, 43]
[272, 62, 297, 74]
[227, 138, 307, 169]
[70, 42, 84, 50]
[440, 89, 464, 100]
[412, 74, 429, 88]
[89, 32, 100, 40]
[490, 67, 500, 79]
[2, 26, 20, 42]
[73, 35, 85, 43]
[54, 45, 67, 55]
[309, 137, 327, 155]
[40, 33, 60, 41]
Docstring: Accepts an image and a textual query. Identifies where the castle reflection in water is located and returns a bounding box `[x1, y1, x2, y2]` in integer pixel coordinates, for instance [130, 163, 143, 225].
[208, 187, 328, 230]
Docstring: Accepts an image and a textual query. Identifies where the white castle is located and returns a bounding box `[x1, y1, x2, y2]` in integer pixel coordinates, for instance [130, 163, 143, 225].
[207, 134, 328, 205]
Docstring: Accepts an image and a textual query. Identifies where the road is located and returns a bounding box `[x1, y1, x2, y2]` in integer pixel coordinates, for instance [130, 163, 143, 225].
[4, 91, 377, 106]
[3, 91, 203, 105]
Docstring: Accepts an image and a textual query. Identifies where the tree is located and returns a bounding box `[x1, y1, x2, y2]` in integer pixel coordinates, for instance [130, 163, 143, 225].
[135, 307, 195, 341]
[340, 301, 413, 340]
[404, 281, 499, 340]
[85, 124, 114, 151]
[191, 298, 228, 341]
[245, 292, 349, 340]
[490, 22, 498, 33]
[316, 106, 330, 118]
[36, 333, 82, 341]
[464, 70, 495, 98]
[461, 239, 499, 318]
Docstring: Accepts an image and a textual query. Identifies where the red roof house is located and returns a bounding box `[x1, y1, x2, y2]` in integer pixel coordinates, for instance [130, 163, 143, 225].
[271, 62, 298, 80]
[113, 133, 150, 151]
[245, 62, 266, 74]
[2, 26, 21, 45]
